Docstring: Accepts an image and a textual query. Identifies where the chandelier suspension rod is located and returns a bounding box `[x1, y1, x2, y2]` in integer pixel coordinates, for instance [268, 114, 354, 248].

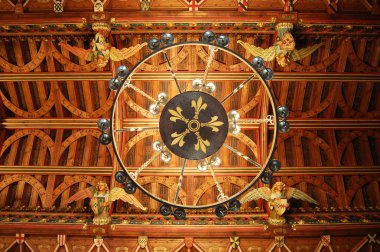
[220, 74, 256, 104]
[223, 143, 261, 168]
[163, 50, 182, 93]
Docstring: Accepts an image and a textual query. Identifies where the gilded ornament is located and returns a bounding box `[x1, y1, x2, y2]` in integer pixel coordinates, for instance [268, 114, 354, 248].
[59, 24, 147, 68]
[65, 181, 147, 225]
[240, 182, 318, 225]
[238, 22, 323, 67]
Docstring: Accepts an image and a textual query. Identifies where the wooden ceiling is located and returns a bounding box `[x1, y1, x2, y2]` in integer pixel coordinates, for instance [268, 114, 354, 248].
[0, 0, 379, 244]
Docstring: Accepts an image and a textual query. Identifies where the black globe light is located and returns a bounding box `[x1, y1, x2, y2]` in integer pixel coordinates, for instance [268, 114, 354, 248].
[97, 31, 290, 218]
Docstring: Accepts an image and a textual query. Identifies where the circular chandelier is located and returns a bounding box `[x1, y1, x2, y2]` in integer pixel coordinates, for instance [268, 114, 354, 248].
[97, 31, 290, 220]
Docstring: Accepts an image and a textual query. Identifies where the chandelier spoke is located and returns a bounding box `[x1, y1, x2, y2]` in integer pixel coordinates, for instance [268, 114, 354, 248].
[129, 151, 160, 180]
[203, 46, 218, 83]
[115, 127, 159, 132]
[124, 78, 157, 103]
[174, 159, 186, 204]
[223, 143, 261, 168]
[163, 50, 182, 93]
[209, 164, 228, 202]
[220, 74, 256, 104]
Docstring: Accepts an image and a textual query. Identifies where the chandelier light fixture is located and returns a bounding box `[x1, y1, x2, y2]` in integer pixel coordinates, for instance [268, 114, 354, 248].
[97, 31, 290, 220]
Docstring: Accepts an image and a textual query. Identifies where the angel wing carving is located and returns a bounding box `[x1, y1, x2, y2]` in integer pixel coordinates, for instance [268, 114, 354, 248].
[240, 187, 271, 203]
[109, 187, 147, 211]
[109, 43, 148, 61]
[65, 182, 146, 225]
[285, 187, 319, 205]
[58, 42, 94, 62]
[237, 40, 276, 62]
[289, 43, 324, 62]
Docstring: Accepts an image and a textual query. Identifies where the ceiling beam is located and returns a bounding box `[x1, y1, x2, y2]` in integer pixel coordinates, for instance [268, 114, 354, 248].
[0, 11, 380, 26]
[1, 72, 380, 82]
[0, 165, 379, 175]
[2, 118, 380, 129]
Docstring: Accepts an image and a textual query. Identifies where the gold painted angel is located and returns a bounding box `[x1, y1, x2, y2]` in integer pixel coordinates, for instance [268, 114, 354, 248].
[238, 22, 323, 67]
[65, 181, 147, 225]
[59, 31, 147, 68]
[240, 182, 318, 225]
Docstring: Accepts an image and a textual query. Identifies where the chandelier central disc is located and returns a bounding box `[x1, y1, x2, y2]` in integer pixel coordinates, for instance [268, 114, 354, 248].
[159, 91, 228, 160]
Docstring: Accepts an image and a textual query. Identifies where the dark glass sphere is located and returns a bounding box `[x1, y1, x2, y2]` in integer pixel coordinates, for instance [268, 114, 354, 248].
[115, 170, 128, 184]
[278, 120, 290, 133]
[269, 159, 281, 172]
[161, 33, 174, 45]
[202, 30, 216, 43]
[160, 204, 172, 216]
[251, 56, 264, 69]
[148, 38, 160, 50]
[261, 170, 273, 184]
[215, 205, 228, 217]
[216, 34, 229, 47]
[98, 132, 112, 145]
[262, 67, 274, 80]
[173, 208, 186, 220]
[124, 180, 136, 194]
[97, 118, 110, 131]
[108, 78, 121, 91]
[117, 65, 129, 78]
[228, 199, 241, 212]
[276, 106, 289, 119]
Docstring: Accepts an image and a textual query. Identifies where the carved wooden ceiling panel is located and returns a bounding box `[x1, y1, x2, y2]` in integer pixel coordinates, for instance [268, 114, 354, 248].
[0, 0, 379, 239]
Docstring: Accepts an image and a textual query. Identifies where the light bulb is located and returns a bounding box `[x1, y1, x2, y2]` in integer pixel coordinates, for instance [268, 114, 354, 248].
[204, 82, 216, 93]
[210, 156, 221, 167]
[161, 151, 172, 163]
[157, 92, 168, 104]
[149, 102, 160, 115]
[192, 78, 203, 90]
[230, 124, 241, 135]
[197, 160, 208, 172]
[229, 110, 240, 121]
[152, 140, 163, 152]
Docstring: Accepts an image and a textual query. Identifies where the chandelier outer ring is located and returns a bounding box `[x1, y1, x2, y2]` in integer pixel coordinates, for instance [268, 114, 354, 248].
[109, 41, 279, 210]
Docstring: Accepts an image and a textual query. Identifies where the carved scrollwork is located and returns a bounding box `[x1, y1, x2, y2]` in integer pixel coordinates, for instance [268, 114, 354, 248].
[0, 41, 47, 72]
[0, 175, 48, 207]
[1, 129, 55, 159]
[0, 86, 55, 118]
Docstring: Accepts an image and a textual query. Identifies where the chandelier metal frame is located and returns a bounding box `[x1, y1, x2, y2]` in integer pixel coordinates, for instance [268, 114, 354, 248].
[98, 31, 289, 219]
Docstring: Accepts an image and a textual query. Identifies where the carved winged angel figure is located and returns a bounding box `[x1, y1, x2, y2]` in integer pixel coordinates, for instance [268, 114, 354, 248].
[59, 31, 147, 68]
[240, 182, 318, 225]
[66, 181, 147, 225]
[238, 22, 323, 67]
